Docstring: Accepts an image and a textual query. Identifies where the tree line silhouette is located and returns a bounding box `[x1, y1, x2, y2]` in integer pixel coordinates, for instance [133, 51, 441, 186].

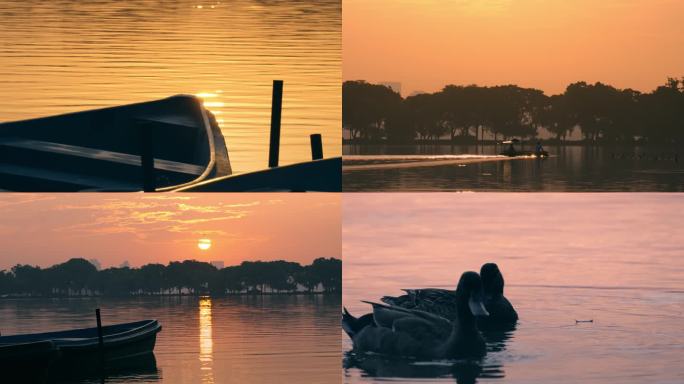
[0, 257, 341, 297]
[343, 78, 684, 145]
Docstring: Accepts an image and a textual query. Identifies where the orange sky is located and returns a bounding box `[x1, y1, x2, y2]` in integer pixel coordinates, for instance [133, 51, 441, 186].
[343, 0, 684, 96]
[0, 194, 340, 269]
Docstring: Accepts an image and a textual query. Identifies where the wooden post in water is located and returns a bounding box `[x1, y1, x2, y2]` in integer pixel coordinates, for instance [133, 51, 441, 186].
[138, 121, 156, 192]
[310, 134, 323, 160]
[95, 308, 105, 370]
[269, 80, 284, 168]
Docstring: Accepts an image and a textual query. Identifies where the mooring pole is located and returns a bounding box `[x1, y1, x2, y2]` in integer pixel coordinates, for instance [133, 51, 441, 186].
[269, 80, 284, 168]
[310, 134, 323, 160]
[96, 308, 105, 371]
[138, 121, 156, 192]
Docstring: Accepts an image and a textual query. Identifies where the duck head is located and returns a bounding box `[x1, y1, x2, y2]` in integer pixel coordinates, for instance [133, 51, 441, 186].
[480, 263, 505, 298]
[456, 271, 489, 318]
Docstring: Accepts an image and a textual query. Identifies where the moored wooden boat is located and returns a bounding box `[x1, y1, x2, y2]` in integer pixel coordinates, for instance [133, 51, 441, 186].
[0, 320, 161, 376]
[0, 95, 230, 191]
[0, 86, 341, 191]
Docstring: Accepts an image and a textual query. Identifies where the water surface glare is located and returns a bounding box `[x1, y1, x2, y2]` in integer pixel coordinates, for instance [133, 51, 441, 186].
[0, 0, 341, 173]
[343, 193, 684, 383]
[343, 145, 684, 191]
[0, 295, 341, 383]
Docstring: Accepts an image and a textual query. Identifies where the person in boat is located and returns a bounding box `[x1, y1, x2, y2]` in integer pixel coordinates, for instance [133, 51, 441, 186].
[535, 141, 544, 156]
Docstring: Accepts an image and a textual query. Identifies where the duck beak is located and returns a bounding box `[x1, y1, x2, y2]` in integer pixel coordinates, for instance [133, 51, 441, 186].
[469, 296, 489, 317]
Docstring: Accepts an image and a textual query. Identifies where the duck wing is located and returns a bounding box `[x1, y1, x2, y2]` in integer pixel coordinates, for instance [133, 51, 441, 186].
[352, 301, 452, 357]
[383, 289, 459, 320]
[380, 293, 414, 307]
[352, 322, 426, 357]
[361, 300, 451, 336]
[392, 315, 450, 341]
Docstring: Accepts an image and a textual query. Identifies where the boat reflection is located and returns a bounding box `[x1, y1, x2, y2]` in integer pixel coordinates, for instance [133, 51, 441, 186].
[199, 296, 214, 384]
[51, 353, 160, 383]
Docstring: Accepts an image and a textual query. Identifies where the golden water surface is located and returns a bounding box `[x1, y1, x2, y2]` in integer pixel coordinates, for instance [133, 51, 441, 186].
[0, 0, 341, 173]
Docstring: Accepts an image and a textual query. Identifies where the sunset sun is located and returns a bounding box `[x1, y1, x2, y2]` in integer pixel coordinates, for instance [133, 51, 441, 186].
[197, 238, 212, 251]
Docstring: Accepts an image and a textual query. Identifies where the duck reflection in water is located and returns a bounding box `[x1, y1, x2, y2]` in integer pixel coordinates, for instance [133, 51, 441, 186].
[343, 351, 506, 384]
[481, 323, 517, 353]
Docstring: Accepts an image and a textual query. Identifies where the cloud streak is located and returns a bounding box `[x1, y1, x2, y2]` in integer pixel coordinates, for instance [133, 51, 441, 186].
[0, 194, 338, 269]
[51, 198, 263, 239]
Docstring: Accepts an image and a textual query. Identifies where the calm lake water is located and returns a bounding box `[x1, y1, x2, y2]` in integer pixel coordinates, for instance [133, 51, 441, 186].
[343, 193, 684, 384]
[0, 0, 341, 173]
[0, 295, 341, 383]
[343, 144, 684, 191]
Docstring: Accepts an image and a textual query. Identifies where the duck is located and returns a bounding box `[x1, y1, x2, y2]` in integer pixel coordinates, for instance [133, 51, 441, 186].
[478, 263, 518, 326]
[342, 271, 489, 359]
[381, 263, 518, 328]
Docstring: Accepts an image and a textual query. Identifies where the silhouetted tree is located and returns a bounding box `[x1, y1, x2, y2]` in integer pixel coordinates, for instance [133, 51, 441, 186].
[0, 257, 341, 297]
[139, 263, 166, 294]
[343, 78, 684, 145]
[308, 258, 342, 293]
[343, 81, 403, 141]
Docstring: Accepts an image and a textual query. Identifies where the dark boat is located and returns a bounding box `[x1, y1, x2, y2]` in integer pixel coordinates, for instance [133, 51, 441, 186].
[0, 83, 341, 192]
[0, 320, 161, 376]
[499, 139, 548, 158]
[0, 95, 230, 192]
[501, 150, 549, 157]
[0, 340, 60, 383]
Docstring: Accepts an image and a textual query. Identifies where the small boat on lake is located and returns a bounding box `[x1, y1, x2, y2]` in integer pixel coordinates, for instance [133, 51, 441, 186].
[0, 320, 161, 378]
[0, 83, 341, 191]
[499, 139, 548, 158]
[0, 340, 60, 383]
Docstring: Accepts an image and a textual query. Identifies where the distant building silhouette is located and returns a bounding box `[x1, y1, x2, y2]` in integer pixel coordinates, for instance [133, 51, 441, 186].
[210, 260, 224, 269]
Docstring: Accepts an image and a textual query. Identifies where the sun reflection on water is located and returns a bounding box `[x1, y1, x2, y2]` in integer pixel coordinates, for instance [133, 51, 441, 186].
[199, 296, 214, 383]
[197, 91, 227, 126]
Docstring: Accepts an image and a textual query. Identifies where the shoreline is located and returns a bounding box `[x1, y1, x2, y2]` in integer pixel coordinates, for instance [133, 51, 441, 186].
[342, 139, 679, 148]
[0, 291, 340, 300]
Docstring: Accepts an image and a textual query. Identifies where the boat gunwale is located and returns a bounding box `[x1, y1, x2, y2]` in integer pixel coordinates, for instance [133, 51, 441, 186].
[0, 95, 221, 191]
[155, 95, 217, 191]
[172, 156, 342, 192]
[0, 320, 161, 348]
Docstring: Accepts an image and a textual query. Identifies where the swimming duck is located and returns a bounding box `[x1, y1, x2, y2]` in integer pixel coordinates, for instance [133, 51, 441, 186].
[342, 271, 489, 359]
[478, 263, 518, 326]
[381, 263, 518, 327]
